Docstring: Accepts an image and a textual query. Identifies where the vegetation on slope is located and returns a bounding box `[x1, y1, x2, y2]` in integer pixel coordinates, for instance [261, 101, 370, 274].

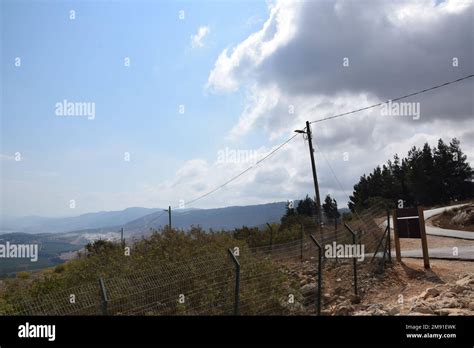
[0, 224, 312, 315]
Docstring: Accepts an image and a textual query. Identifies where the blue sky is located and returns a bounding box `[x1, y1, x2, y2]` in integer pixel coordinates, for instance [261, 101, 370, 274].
[1, 0, 473, 218]
[1, 0, 274, 217]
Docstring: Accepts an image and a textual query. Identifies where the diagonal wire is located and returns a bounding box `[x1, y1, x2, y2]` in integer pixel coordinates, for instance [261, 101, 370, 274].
[310, 74, 474, 124]
[180, 133, 300, 208]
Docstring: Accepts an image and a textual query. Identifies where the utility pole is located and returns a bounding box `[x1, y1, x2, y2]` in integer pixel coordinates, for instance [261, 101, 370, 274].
[295, 121, 323, 236]
[164, 206, 172, 230]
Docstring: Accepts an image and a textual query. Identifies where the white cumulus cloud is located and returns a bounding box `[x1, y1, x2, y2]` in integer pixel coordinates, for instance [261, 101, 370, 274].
[191, 26, 210, 48]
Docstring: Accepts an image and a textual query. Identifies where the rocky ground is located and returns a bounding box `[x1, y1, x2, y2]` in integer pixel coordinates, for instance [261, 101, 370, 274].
[285, 257, 474, 316]
[351, 272, 474, 316]
[431, 204, 474, 232]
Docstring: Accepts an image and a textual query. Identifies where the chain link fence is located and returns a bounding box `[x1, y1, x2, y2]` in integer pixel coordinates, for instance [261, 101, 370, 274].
[2, 205, 390, 316]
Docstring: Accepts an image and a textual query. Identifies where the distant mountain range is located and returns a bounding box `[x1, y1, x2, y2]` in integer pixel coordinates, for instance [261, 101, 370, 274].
[1, 202, 349, 237]
[0, 207, 159, 234]
[0, 203, 289, 235]
[121, 202, 288, 234]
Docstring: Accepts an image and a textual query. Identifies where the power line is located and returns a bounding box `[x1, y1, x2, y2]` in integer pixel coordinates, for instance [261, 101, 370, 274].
[159, 74, 473, 213]
[310, 74, 474, 124]
[312, 139, 383, 234]
[183, 133, 300, 208]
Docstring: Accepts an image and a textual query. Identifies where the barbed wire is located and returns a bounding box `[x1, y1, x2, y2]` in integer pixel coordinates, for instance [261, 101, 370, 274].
[4, 206, 392, 316]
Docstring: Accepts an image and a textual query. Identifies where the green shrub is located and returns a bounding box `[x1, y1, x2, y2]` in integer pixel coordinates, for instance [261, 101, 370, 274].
[16, 272, 30, 280]
[1, 227, 291, 316]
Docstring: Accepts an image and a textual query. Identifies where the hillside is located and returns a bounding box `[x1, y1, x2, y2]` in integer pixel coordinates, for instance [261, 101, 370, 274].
[122, 202, 288, 234]
[0, 232, 81, 276]
[1, 207, 159, 234]
[1, 202, 291, 237]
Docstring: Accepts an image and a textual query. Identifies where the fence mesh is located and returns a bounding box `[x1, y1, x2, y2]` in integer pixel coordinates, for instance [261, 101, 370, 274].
[2, 205, 390, 316]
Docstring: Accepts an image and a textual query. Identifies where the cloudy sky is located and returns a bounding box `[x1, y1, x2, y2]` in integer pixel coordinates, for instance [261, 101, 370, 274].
[1, 0, 473, 218]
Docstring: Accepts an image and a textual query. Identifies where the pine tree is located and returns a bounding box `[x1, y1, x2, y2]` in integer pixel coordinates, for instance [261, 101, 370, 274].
[296, 195, 316, 216]
[448, 138, 473, 200]
[322, 194, 340, 221]
[433, 139, 452, 203]
[349, 138, 472, 212]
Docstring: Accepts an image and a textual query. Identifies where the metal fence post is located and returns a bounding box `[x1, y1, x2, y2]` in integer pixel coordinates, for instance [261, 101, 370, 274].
[227, 248, 241, 315]
[344, 223, 358, 296]
[371, 226, 388, 263]
[297, 220, 304, 262]
[266, 223, 273, 254]
[309, 235, 322, 316]
[99, 277, 109, 315]
[386, 209, 392, 262]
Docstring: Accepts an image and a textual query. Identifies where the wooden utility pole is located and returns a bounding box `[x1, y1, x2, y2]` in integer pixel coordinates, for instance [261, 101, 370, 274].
[164, 206, 172, 230]
[168, 206, 172, 230]
[418, 206, 430, 269]
[392, 209, 402, 262]
[305, 121, 323, 236]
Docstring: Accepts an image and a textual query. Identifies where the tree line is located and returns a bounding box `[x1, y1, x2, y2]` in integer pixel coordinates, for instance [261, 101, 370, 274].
[280, 194, 340, 227]
[349, 138, 473, 212]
